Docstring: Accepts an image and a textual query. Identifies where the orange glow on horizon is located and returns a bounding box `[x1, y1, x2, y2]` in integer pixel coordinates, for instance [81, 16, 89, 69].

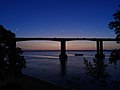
[17, 41, 60, 50]
[17, 41, 120, 50]
[67, 41, 96, 50]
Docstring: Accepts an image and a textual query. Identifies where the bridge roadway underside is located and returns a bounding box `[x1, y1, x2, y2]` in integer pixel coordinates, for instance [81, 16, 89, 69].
[16, 38, 120, 59]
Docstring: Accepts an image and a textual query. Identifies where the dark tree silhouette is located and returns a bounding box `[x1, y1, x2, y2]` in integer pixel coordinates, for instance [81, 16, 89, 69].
[0, 25, 26, 86]
[108, 4, 120, 42]
[108, 4, 120, 66]
[84, 58, 109, 80]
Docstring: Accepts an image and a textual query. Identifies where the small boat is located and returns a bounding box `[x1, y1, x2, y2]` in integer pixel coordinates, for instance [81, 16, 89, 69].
[75, 54, 83, 56]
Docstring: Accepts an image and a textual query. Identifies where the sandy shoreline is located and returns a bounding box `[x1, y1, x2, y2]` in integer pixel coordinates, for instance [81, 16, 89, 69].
[0, 74, 70, 90]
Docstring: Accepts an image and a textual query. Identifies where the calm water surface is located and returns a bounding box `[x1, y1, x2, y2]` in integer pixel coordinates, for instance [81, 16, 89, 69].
[22, 50, 120, 90]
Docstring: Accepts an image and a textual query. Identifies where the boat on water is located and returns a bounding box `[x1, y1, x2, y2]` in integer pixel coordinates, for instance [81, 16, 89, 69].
[75, 54, 83, 56]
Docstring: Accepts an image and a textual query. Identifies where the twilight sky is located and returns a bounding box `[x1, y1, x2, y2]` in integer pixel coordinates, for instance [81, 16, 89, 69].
[0, 0, 120, 50]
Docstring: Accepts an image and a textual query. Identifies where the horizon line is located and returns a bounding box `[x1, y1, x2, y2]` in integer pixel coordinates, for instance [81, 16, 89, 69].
[22, 49, 113, 51]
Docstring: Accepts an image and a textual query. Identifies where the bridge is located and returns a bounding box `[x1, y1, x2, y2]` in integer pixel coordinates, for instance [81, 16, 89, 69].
[15, 37, 120, 59]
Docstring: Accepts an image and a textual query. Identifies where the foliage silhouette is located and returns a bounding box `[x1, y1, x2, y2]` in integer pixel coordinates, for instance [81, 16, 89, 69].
[109, 49, 120, 69]
[108, 4, 120, 67]
[0, 25, 26, 86]
[83, 58, 109, 80]
[108, 4, 120, 43]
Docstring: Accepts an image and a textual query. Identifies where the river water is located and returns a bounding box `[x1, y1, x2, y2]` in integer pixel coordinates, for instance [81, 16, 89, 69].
[22, 50, 120, 90]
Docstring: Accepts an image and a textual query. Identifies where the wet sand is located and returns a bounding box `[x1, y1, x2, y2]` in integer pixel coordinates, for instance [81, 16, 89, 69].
[0, 74, 70, 90]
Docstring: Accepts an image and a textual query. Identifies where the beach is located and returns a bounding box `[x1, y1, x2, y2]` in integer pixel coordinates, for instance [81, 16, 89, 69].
[1, 74, 70, 90]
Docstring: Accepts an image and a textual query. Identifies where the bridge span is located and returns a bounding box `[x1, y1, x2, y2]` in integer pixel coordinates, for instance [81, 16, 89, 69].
[16, 37, 119, 41]
[16, 37, 120, 59]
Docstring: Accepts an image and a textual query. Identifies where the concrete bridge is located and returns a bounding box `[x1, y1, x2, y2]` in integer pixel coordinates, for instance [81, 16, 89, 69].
[15, 37, 120, 59]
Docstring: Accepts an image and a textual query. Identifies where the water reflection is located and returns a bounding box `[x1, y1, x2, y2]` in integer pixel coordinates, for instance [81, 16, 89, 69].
[82, 50, 120, 89]
[109, 49, 120, 67]
[59, 58, 67, 76]
[84, 58, 109, 81]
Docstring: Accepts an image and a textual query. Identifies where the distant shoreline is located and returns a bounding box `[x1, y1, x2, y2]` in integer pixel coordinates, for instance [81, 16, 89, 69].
[23, 49, 113, 52]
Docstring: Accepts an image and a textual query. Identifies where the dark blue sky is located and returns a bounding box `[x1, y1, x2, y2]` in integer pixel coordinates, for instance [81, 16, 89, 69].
[0, 0, 119, 50]
[0, 0, 119, 37]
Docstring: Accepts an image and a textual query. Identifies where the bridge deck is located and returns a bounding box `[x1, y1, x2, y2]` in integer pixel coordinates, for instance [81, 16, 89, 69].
[15, 37, 120, 42]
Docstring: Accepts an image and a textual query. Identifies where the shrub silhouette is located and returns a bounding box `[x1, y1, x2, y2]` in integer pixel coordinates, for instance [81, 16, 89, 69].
[108, 4, 120, 66]
[0, 25, 26, 86]
[108, 4, 120, 43]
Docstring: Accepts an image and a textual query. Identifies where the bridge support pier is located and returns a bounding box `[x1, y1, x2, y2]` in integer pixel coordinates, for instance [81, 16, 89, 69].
[59, 40, 68, 60]
[95, 40, 105, 58]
